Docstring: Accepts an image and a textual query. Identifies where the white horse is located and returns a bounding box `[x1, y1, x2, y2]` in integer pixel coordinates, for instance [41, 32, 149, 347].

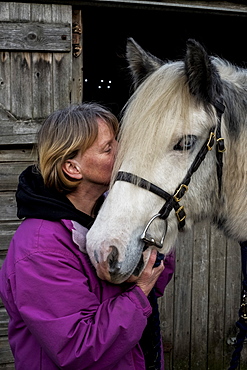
[86, 38, 247, 284]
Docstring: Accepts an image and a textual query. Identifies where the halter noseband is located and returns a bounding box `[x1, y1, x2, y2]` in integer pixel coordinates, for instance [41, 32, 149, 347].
[114, 100, 225, 249]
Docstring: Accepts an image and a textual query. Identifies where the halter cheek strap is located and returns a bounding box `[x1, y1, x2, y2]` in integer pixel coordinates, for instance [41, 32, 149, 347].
[115, 170, 186, 230]
[214, 99, 226, 196]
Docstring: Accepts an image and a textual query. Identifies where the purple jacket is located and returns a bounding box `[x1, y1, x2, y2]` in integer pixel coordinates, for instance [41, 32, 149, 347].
[0, 218, 175, 369]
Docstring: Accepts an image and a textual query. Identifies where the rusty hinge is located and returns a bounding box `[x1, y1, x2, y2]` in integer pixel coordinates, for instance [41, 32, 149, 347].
[72, 22, 82, 58]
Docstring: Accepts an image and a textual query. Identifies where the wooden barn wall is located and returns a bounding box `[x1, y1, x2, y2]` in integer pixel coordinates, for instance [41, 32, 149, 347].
[0, 1, 246, 369]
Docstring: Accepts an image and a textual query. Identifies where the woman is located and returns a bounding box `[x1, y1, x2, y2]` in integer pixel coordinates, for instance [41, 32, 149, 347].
[0, 103, 175, 369]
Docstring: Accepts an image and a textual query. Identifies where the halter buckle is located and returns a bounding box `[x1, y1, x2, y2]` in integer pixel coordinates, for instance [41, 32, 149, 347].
[207, 132, 215, 151]
[175, 205, 186, 223]
[140, 213, 167, 249]
[217, 137, 226, 153]
[173, 184, 188, 202]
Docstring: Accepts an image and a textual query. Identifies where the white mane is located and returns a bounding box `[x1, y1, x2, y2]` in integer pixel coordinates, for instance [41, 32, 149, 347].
[213, 57, 247, 88]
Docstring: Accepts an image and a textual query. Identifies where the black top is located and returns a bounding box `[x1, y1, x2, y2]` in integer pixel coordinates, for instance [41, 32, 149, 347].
[16, 165, 104, 229]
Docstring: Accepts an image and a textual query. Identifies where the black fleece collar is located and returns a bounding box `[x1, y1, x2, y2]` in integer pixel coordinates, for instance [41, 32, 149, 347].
[16, 165, 104, 230]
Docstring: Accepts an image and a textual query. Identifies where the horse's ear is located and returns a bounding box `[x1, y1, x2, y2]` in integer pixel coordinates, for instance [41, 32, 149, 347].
[126, 38, 164, 90]
[185, 39, 222, 104]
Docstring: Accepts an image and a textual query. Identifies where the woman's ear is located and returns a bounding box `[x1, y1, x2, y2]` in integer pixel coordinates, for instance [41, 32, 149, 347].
[62, 160, 83, 180]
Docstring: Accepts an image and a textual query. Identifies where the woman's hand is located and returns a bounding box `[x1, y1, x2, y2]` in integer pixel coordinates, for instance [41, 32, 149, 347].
[136, 249, 164, 296]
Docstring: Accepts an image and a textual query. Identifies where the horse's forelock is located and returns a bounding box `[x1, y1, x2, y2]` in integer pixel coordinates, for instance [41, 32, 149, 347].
[112, 63, 203, 181]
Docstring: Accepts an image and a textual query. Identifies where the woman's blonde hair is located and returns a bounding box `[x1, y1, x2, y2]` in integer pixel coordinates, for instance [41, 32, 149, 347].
[37, 103, 119, 193]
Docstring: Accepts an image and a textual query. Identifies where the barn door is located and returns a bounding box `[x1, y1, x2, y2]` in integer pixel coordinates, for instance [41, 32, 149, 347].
[0, 2, 82, 367]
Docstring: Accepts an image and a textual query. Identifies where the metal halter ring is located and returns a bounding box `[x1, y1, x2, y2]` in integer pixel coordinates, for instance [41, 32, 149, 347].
[140, 213, 168, 249]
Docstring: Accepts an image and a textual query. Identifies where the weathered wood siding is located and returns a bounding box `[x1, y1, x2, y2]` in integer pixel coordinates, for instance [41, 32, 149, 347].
[160, 222, 246, 369]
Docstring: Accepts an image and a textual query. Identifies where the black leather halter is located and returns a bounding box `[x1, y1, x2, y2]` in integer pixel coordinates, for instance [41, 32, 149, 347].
[114, 100, 225, 248]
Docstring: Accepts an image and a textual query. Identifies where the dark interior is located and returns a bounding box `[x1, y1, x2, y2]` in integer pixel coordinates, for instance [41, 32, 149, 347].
[82, 5, 246, 118]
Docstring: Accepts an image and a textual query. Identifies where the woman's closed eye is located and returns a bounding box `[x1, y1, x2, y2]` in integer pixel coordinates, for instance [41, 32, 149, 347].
[104, 145, 112, 153]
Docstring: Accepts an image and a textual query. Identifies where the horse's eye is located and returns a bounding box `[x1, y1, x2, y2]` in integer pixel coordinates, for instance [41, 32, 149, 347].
[173, 135, 197, 151]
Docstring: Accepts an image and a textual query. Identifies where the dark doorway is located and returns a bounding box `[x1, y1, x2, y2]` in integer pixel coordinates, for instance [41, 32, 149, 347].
[82, 5, 246, 118]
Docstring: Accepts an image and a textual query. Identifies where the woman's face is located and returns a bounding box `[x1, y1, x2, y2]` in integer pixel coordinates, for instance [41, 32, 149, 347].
[76, 119, 118, 187]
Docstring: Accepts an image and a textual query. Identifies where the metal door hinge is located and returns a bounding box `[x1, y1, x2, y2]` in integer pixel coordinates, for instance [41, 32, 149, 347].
[72, 22, 82, 58]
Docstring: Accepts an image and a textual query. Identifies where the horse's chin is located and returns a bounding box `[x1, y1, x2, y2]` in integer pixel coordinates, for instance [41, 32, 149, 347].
[94, 247, 151, 284]
[95, 267, 139, 284]
[94, 261, 139, 284]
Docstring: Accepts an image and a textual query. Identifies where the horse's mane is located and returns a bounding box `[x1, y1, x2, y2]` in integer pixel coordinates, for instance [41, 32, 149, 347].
[213, 57, 247, 88]
[213, 58, 247, 139]
[213, 59, 247, 211]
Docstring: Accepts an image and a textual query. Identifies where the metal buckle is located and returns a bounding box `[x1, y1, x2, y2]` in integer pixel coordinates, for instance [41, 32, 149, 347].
[140, 214, 167, 249]
[175, 206, 186, 223]
[173, 184, 188, 202]
[217, 137, 226, 153]
[207, 132, 215, 151]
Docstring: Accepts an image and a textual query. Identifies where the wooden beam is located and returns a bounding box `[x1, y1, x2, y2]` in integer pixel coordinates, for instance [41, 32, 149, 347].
[0, 22, 71, 52]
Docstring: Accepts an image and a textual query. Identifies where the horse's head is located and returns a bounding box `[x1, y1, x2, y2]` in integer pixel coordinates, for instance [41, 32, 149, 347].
[86, 38, 246, 284]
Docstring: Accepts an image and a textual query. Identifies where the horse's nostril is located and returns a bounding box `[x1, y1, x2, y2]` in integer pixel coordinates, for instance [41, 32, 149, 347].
[94, 250, 99, 263]
[108, 246, 121, 273]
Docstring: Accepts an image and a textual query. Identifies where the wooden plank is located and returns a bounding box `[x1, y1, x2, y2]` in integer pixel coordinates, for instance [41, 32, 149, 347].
[31, 3, 52, 22]
[0, 22, 71, 52]
[0, 162, 35, 191]
[0, 336, 14, 365]
[0, 2, 11, 118]
[0, 222, 21, 252]
[0, 360, 16, 370]
[173, 228, 194, 369]
[0, 54, 11, 115]
[159, 270, 174, 370]
[0, 3, 10, 22]
[0, 193, 18, 221]
[207, 224, 227, 370]
[0, 308, 9, 337]
[224, 240, 243, 369]
[0, 148, 37, 162]
[190, 221, 210, 369]
[31, 53, 54, 117]
[52, 5, 72, 110]
[0, 364, 15, 369]
[0, 251, 8, 269]
[4, 4, 32, 120]
[9, 2, 31, 21]
[53, 52, 72, 109]
[0, 120, 42, 145]
[10, 51, 33, 120]
[31, 4, 54, 117]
